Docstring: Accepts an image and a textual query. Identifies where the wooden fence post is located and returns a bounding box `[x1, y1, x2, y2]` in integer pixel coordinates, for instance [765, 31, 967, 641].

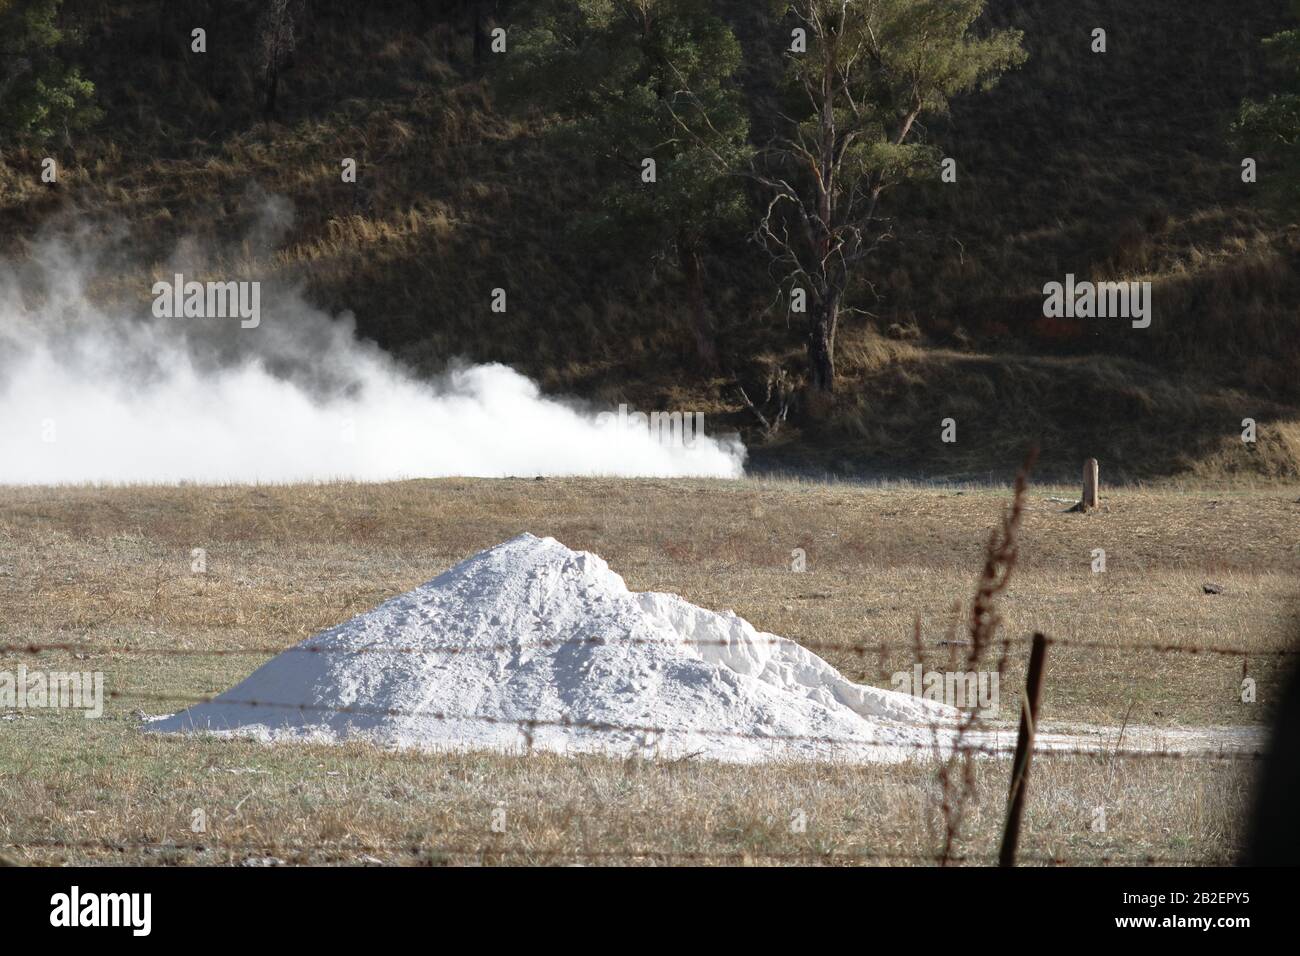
[1082, 458, 1100, 511]
[999, 632, 1049, 867]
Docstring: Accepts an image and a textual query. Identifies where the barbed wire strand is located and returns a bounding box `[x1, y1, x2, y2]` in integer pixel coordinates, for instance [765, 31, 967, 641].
[31, 686, 1257, 763]
[2, 633, 1295, 661]
[0, 836, 1228, 867]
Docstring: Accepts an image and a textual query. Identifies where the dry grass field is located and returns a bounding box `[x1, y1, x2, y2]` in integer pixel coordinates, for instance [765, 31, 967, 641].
[1, 477, 1296, 865]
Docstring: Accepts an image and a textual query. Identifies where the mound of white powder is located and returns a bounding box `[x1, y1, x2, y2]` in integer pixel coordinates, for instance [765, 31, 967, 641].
[149, 533, 961, 763]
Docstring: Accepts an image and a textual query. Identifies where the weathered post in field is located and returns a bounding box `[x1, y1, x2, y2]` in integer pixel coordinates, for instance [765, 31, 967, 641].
[999, 632, 1049, 867]
[1082, 458, 1100, 511]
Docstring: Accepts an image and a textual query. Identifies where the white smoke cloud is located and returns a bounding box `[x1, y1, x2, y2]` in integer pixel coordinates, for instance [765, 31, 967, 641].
[0, 231, 745, 484]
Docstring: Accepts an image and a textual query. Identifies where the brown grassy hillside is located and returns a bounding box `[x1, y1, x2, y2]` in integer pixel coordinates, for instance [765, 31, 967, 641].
[0, 0, 1296, 481]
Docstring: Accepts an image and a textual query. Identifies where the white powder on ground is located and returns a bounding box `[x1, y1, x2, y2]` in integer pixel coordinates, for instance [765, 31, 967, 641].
[148, 533, 963, 763]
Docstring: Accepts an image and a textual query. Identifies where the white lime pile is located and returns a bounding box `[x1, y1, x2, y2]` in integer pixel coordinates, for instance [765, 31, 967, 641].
[149, 534, 960, 763]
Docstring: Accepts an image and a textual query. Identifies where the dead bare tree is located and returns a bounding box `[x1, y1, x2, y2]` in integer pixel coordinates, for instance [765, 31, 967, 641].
[258, 0, 306, 119]
[735, 366, 794, 437]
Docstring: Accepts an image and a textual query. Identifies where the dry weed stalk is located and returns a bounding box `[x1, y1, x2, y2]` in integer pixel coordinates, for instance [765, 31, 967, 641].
[936, 448, 1038, 866]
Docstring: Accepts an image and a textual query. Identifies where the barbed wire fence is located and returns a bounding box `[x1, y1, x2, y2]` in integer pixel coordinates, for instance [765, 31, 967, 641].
[0, 628, 1284, 868]
[1, 455, 1288, 866]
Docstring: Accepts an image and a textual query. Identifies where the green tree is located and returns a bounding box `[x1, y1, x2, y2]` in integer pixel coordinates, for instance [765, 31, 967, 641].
[1235, 3, 1300, 208]
[0, 0, 98, 142]
[507, 0, 753, 367]
[757, 0, 1024, 393]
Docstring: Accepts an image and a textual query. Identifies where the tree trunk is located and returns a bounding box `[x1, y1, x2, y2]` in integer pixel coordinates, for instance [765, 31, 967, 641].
[807, 290, 839, 393]
[473, 1, 487, 67]
[679, 239, 718, 369]
[263, 61, 279, 118]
